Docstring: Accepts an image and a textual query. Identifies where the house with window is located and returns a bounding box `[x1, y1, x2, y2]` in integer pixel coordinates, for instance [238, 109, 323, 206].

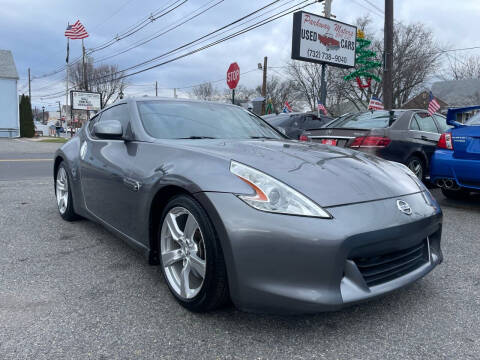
[0, 50, 19, 137]
[402, 79, 480, 123]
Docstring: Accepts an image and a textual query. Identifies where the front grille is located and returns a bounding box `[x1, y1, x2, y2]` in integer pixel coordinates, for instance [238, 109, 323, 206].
[352, 240, 429, 287]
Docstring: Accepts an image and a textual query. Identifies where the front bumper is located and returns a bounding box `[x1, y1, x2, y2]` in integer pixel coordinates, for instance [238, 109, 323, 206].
[195, 190, 443, 314]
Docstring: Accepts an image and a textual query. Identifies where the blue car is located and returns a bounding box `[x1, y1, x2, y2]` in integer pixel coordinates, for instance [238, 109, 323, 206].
[430, 106, 480, 199]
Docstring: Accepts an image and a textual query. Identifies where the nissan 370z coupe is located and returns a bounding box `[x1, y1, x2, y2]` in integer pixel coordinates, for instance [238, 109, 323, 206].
[54, 98, 443, 314]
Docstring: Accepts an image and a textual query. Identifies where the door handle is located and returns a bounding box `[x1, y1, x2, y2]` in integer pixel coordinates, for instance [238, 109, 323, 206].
[123, 178, 141, 191]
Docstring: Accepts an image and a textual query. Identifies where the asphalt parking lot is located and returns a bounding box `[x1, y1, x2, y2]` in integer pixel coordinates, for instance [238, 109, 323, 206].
[0, 139, 479, 359]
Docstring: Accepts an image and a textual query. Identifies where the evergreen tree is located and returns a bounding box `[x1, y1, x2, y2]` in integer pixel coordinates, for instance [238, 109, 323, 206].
[19, 95, 35, 138]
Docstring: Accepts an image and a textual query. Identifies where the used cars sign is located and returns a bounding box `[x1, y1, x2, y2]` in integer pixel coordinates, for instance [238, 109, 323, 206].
[291, 11, 356, 68]
[71, 91, 102, 111]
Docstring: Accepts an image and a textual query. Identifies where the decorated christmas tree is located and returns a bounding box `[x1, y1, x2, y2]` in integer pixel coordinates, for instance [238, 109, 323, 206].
[344, 30, 382, 88]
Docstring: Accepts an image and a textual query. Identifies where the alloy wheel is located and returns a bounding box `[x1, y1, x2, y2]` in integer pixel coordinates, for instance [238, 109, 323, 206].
[161, 207, 207, 299]
[56, 167, 69, 214]
[408, 159, 423, 179]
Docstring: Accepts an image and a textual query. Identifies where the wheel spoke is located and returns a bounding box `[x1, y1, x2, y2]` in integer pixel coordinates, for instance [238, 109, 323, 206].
[189, 254, 206, 279]
[180, 263, 191, 298]
[166, 213, 183, 241]
[58, 197, 65, 209]
[162, 249, 184, 267]
[183, 213, 198, 240]
[56, 180, 66, 192]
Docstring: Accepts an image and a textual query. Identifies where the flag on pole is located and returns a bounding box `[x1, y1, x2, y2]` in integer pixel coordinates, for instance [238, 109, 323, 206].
[428, 91, 441, 115]
[282, 101, 293, 113]
[368, 96, 384, 110]
[317, 98, 327, 115]
[65, 20, 89, 39]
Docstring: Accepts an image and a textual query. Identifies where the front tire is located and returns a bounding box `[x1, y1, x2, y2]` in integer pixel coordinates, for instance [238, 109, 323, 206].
[159, 194, 229, 312]
[55, 163, 79, 221]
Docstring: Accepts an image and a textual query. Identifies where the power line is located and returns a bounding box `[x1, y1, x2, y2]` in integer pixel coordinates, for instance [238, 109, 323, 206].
[31, 0, 189, 80]
[32, 1, 312, 99]
[92, 0, 225, 65]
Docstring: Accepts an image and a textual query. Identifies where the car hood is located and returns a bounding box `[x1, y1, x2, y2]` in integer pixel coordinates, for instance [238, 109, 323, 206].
[165, 139, 423, 207]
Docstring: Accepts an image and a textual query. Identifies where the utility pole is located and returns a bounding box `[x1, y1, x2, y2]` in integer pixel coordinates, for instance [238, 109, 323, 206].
[82, 39, 88, 91]
[28, 68, 31, 100]
[155, 81, 158, 96]
[174, 88, 177, 98]
[42, 106, 45, 125]
[383, 0, 393, 110]
[261, 56, 267, 115]
[320, 0, 332, 107]
[57, 101, 62, 124]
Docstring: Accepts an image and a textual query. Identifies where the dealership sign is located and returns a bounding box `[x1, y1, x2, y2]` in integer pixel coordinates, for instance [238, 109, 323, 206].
[71, 91, 102, 111]
[291, 11, 356, 68]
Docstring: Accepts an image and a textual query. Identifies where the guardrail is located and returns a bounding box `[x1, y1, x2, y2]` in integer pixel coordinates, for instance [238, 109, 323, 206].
[0, 128, 19, 137]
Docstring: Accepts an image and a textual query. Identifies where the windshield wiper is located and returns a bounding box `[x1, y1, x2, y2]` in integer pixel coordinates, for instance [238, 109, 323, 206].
[176, 136, 217, 139]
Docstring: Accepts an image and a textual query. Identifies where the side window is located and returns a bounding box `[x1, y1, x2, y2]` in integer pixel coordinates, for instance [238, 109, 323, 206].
[100, 104, 130, 133]
[409, 117, 420, 130]
[414, 113, 439, 133]
[434, 114, 452, 133]
[88, 113, 102, 137]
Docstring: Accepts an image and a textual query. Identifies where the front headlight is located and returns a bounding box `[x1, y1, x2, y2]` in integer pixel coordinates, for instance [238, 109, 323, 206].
[230, 161, 332, 218]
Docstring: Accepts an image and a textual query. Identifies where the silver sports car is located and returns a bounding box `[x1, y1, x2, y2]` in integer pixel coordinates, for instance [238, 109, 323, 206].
[54, 98, 443, 314]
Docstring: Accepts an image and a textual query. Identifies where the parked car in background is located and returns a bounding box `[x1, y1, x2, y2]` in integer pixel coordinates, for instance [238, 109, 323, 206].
[262, 112, 332, 139]
[431, 106, 480, 199]
[301, 109, 452, 181]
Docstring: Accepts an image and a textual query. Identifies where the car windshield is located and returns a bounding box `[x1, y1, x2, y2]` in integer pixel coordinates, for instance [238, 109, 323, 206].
[137, 101, 284, 140]
[466, 112, 480, 125]
[326, 110, 401, 129]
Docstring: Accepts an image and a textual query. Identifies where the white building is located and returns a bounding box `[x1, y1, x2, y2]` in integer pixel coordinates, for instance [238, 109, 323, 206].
[0, 50, 19, 138]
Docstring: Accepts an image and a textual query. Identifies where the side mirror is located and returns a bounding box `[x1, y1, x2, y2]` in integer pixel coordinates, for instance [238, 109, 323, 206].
[94, 120, 123, 139]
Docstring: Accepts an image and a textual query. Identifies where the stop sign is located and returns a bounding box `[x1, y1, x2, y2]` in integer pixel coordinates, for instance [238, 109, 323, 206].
[226, 62, 240, 89]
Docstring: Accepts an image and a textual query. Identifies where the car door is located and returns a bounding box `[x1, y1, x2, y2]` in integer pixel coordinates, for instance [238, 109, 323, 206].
[80, 103, 138, 237]
[410, 112, 441, 162]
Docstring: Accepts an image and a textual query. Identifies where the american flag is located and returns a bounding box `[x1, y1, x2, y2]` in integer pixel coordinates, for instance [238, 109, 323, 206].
[282, 101, 293, 113]
[65, 20, 89, 39]
[317, 98, 327, 115]
[428, 91, 440, 115]
[368, 96, 384, 110]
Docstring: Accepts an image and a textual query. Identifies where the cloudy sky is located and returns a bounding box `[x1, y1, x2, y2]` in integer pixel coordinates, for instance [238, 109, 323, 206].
[1, 0, 479, 111]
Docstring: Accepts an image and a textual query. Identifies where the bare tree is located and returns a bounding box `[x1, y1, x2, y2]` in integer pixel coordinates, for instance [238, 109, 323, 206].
[70, 60, 126, 106]
[256, 75, 301, 113]
[447, 55, 480, 80]
[192, 82, 215, 100]
[286, 62, 322, 111]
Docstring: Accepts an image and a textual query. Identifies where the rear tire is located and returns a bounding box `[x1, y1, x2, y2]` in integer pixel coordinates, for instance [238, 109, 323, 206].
[406, 156, 425, 181]
[158, 194, 229, 312]
[441, 187, 470, 200]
